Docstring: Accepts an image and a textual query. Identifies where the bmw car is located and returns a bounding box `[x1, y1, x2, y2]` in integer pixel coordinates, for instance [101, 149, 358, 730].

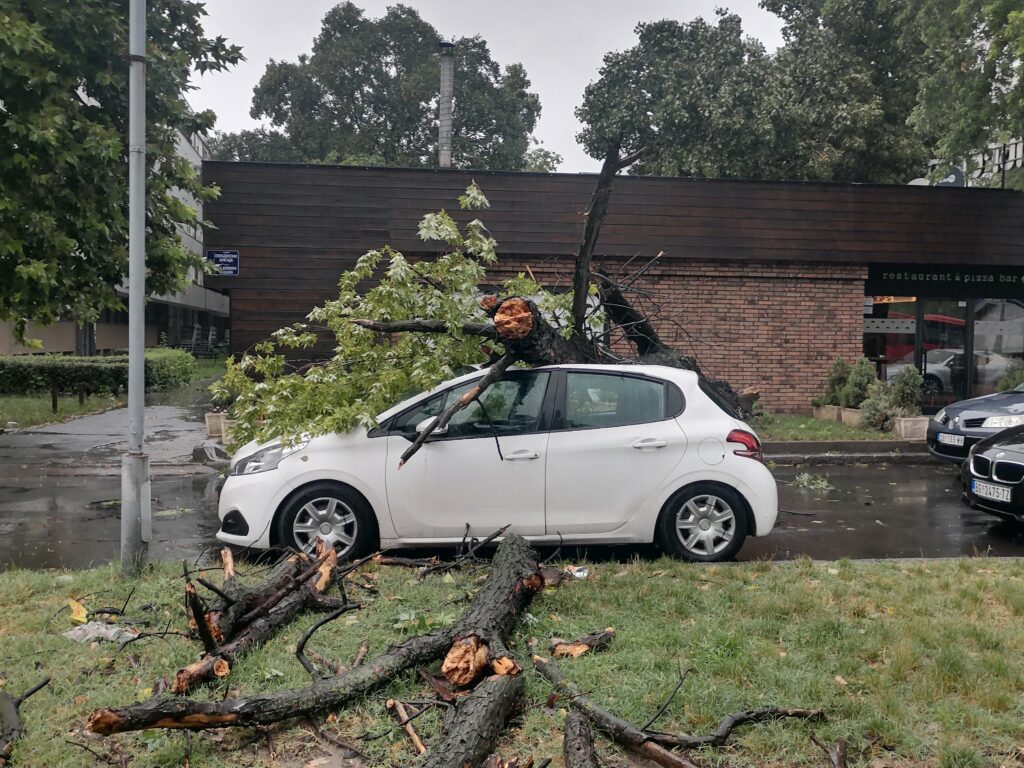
[961, 424, 1024, 523]
[216, 364, 779, 563]
[927, 386, 1024, 463]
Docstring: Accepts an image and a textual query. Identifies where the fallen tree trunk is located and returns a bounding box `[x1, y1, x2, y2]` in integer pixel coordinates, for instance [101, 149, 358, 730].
[0, 679, 49, 766]
[88, 534, 542, 735]
[420, 674, 524, 768]
[549, 628, 616, 659]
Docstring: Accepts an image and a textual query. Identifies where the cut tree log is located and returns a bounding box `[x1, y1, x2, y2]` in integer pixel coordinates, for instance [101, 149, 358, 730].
[549, 628, 615, 658]
[0, 679, 49, 766]
[88, 534, 543, 735]
[563, 710, 600, 768]
[172, 542, 346, 694]
[420, 674, 525, 768]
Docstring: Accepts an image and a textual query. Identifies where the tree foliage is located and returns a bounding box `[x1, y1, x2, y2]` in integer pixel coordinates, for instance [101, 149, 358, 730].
[211, 2, 542, 171]
[0, 0, 241, 339]
[215, 183, 571, 446]
[908, 0, 1024, 165]
[578, 0, 1024, 183]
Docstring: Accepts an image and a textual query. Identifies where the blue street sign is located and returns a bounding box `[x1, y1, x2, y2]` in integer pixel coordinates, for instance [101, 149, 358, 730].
[206, 249, 239, 276]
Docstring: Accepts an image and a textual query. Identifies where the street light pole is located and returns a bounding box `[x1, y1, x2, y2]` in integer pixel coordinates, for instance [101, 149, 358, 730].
[121, 0, 151, 576]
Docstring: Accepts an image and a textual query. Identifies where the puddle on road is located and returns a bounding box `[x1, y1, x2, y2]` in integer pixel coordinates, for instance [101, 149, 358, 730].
[0, 473, 221, 570]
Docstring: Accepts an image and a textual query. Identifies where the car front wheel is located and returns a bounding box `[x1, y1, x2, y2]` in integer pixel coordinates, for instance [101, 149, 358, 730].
[656, 483, 749, 562]
[275, 482, 377, 559]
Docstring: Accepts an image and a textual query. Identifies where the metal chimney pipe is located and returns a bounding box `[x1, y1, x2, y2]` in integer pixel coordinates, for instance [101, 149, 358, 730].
[438, 40, 454, 168]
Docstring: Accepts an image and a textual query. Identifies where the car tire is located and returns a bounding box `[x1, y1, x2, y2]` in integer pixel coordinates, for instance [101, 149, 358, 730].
[923, 374, 943, 394]
[274, 481, 378, 560]
[656, 483, 749, 563]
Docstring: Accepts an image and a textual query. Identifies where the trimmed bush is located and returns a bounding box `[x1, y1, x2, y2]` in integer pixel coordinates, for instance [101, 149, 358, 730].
[0, 349, 197, 396]
[860, 367, 922, 431]
[839, 356, 876, 408]
[822, 357, 852, 406]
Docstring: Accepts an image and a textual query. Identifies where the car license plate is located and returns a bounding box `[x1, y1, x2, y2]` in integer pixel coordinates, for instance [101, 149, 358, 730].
[973, 480, 1012, 503]
[938, 432, 965, 446]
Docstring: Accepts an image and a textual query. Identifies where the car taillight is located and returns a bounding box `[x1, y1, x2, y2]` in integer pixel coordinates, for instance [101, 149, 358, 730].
[727, 429, 763, 462]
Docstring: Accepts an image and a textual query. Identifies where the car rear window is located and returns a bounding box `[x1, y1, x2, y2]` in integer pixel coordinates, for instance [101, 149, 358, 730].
[698, 378, 740, 418]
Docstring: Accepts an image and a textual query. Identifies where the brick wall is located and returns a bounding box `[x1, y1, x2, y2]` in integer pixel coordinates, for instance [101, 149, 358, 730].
[489, 258, 867, 414]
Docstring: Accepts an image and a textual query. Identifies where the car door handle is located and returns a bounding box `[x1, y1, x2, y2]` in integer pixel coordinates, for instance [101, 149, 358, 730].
[505, 450, 541, 461]
[631, 438, 667, 450]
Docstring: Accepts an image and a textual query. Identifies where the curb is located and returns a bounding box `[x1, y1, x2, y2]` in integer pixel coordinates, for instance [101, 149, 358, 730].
[763, 440, 935, 465]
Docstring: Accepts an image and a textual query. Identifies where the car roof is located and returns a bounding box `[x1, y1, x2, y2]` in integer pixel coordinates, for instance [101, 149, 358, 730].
[375, 363, 700, 421]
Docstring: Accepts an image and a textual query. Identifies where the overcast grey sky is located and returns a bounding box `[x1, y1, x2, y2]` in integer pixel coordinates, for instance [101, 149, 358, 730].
[189, 1, 784, 172]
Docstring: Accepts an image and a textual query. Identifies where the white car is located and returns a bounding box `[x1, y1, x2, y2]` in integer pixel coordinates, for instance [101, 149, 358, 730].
[217, 364, 778, 562]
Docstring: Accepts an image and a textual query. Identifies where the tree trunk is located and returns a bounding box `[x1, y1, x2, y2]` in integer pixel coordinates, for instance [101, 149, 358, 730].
[563, 710, 600, 768]
[88, 534, 542, 735]
[492, 298, 591, 365]
[420, 674, 525, 768]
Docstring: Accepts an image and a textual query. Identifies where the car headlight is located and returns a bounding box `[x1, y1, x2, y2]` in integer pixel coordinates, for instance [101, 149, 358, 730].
[231, 442, 306, 476]
[980, 415, 1024, 429]
[934, 408, 947, 424]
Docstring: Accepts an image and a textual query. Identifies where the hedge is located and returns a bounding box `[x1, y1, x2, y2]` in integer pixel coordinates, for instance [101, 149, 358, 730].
[0, 349, 198, 396]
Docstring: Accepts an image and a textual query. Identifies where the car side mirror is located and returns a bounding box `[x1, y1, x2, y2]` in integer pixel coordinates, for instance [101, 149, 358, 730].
[416, 417, 447, 437]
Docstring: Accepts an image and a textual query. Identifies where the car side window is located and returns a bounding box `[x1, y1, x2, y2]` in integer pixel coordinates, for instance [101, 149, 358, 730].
[565, 373, 666, 429]
[390, 393, 446, 435]
[446, 372, 551, 437]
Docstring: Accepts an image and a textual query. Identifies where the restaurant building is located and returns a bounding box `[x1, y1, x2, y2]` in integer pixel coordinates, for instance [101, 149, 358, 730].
[202, 162, 1024, 413]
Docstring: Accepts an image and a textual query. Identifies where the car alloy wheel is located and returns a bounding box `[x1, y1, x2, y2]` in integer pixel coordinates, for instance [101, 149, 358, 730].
[291, 496, 359, 556]
[675, 494, 736, 556]
[657, 483, 749, 562]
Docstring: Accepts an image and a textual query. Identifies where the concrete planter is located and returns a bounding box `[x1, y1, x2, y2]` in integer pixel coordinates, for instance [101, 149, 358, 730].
[813, 405, 842, 421]
[205, 411, 227, 439]
[894, 416, 929, 440]
[841, 408, 863, 428]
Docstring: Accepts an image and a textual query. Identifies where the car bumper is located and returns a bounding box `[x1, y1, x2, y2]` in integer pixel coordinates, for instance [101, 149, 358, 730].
[216, 471, 283, 550]
[926, 423, 992, 464]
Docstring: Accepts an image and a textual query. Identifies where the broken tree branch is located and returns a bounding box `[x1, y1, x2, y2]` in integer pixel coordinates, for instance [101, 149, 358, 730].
[0, 678, 49, 766]
[418, 524, 511, 580]
[88, 534, 543, 735]
[549, 628, 616, 659]
[399, 354, 513, 468]
[563, 710, 600, 768]
[353, 318, 497, 340]
[533, 656, 700, 768]
[387, 699, 427, 755]
[810, 735, 848, 768]
[296, 604, 362, 679]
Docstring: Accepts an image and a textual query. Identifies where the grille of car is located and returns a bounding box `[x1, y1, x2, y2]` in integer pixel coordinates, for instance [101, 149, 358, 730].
[963, 418, 988, 428]
[971, 454, 992, 478]
[993, 461, 1024, 484]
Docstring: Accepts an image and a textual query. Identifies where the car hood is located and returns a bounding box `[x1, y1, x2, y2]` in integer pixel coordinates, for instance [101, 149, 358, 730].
[973, 423, 1024, 458]
[945, 390, 1024, 418]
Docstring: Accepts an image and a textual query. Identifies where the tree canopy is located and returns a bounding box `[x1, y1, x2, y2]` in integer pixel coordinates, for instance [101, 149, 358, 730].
[0, 0, 241, 340]
[578, 1, 1023, 184]
[210, 2, 545, 171]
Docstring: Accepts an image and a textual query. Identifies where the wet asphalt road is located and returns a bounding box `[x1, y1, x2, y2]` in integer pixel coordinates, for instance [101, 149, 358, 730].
[2, 458, 1023, 570]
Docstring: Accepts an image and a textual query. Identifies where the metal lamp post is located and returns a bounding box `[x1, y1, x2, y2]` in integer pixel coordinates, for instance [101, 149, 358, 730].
[121, 0, 151, 576]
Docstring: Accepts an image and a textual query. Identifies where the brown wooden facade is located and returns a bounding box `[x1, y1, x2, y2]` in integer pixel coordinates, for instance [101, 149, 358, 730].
[202, 162, 1024, 411]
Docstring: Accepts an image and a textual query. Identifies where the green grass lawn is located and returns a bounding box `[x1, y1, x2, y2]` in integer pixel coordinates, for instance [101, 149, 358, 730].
[0, 393, 126, 429]
[752, 413, 895, 442]
[2, 556, 1023, 767]
[0, 356, 226, 429]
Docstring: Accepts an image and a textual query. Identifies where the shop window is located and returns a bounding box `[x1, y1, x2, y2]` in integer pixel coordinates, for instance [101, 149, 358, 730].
[973, 299, 1024, 396]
